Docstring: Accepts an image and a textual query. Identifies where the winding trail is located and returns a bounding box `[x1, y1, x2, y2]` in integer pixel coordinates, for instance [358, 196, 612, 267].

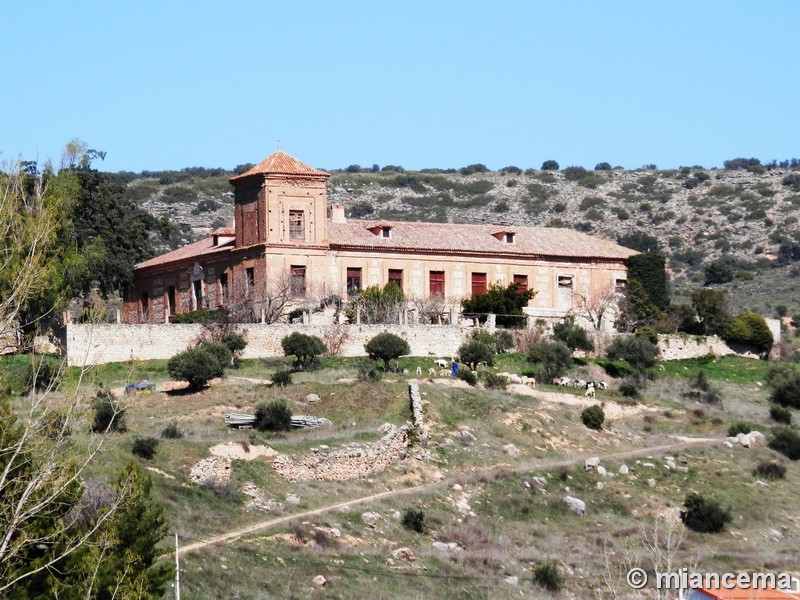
[176, 436, 721, 557]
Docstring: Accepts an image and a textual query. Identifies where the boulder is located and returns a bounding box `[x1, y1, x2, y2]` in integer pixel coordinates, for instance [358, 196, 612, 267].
[362, 511, 381, 527]
[391, 547, 416, 561]
[619, 464, 629, 475]
[305, 393, 321, 403]
[564, 495, 586, 516]
[313, 575, 326, 586]
[596, 466, 608, 477]
[503, 443, 521, 457]
[585, 457, 600, 470]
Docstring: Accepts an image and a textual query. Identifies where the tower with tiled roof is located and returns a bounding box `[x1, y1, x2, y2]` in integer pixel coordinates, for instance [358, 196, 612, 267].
[229, 150, 330, 248]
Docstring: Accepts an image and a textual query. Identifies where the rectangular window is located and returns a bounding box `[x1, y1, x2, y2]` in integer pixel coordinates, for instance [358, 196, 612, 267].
[388, 269, 403, 290]
[193, 280, 203, 307]
[141, 291, 149, 320]
[505, 232, 515, 243]
[513, 274, 528, 291]
[220, 274, 229, 301]
[558, 275, 574, 289]
[615, 278, 626, 292]
[382, 227, 391, 238]
[289, 210, 304, 240]
[290, 265, 306, 297]
[471, 272, 487, 296]
[346, 267, 362, 292]
[429, 271, 445, 296]
[167, 286, 176, 315]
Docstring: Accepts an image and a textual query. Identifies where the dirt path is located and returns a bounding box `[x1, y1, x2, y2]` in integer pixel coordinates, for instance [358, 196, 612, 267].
[176, 436, 721, 557]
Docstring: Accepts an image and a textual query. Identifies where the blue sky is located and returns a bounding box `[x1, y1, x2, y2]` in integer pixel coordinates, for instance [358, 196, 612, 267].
[2, 1, 798, 173]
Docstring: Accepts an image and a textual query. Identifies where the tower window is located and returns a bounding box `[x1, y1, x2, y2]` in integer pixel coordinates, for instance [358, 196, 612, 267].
[290, 266, 306, 297]
[289, 210, 304, 240]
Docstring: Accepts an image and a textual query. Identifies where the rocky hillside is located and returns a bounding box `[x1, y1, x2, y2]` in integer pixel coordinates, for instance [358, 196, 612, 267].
[121, 165, 800, 317]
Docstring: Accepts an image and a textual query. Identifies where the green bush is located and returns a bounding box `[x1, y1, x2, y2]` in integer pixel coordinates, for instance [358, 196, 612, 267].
[132, 437, 159, 459]
[765, 365, 800, 409]
[356, 359, 383, 382]
[562, 166, 587, 181]
[634, 326, 658, 345]
[526, 340, 573, 381]
[492, 330, 514, 353]
[541, 160, 559, 171]
[23, 355, 62, 393]
[221, 331, 247, 356]
[553, 316, 594, 351]
[401, 508, 426, 533]
[170, 308, 229, 324]
[767, 426, 800, 460]
[681, 493, 732, 533]
[606, 335, 659, 371]
[458, 340, 495, 368]
[461, 282, 536, 328]
[752, 460, 786, 480]
[167, 346, 224, 390]
[364, 332, 410, 369]
[482, 372, 508, 390]
[272, 369, 293, 387]
[727, 422, 751, 437]
[722, 312, 774, 355]
[769, 405, 792, 424]
[456, 366, 477, 386]
[281, 332, 326, 369]
[618, 375, 646, 398]
[254, 399, 292, 432]
[532, 561, 563, 592]
[161, 423, 184, 439]
[581, 405, 605, 430]
[91, 386, 127, 433]
[199, 341, 233, 371]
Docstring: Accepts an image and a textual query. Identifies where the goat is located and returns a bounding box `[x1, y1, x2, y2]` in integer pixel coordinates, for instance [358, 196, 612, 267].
[402, 368, 409, 375]
[585, 386, 595, 398]
[573, 379, 587, 388]
[520, 375, 536, 387]
[416, 366, 422, 376]
[428, 368, 437, 376]
[434, 359, 449, 368]
[439, 369, 450, 377]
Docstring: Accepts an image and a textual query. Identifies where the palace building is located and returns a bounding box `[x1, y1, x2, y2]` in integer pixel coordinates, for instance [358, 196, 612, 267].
[124, 150, 636, 326]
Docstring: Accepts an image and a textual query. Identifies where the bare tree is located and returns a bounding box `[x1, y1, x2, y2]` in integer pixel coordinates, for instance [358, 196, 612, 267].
[409, 293, 448, 324]
[573, 284, 621, 332]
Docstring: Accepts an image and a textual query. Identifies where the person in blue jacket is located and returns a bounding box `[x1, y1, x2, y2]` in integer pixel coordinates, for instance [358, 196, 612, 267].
[450, 359, 458, 377]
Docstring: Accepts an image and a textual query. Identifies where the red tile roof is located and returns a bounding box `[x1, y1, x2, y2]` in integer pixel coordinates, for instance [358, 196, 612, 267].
[328, 220, 637, 260]
[229, 150, 329, 182]
[136, 234, 235, 269]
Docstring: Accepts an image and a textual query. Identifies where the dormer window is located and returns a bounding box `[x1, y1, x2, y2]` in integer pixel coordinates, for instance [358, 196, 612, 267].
[368, 224, 393, 238]
[492, 230, 516, 243]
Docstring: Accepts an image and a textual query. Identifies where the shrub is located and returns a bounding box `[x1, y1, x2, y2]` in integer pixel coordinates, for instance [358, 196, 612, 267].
[161, 422, 184, 439]
[634, 326, 658, 345]
[254, 399, 292, 432]
[765, 365, 800, 409]
[681, 493, 732, 533]
[753, 460, 786, 480]
[132, 437, 159, 459]
[553, 316, 594, 351]
[23, 355, 62, 393]
[606, 335, 659, 371]
[272, 369, 293, 387]
[458, 340, 495, 368]
[356, 359, 383, 382]
[683, 370, 722, 404]
[401, 508, 426, 533]
[91, 386, 127, 433]
[364, 332, 410, 369]
[526, 340, 573, 381]
[533, 561, 563, 592]
[618, 375, 645, 398]
[456, 367, 477, 386]
[722, 312, 774, 355]
[727, 422, 751, 437]
[769, 405, 792, 424]
[492, 330, 514, 353]
[581, 405, 605, 430]
[482, 372, 508, 390]
[767, 426, 800, 460]
[221, 331, 247, 356]
[461, 282, 536, 328]
[704, 257, 736, 285]
[167, 346, 224, 390]
[541, 160, 559, 171]
[199, 341, 233, 371]
[281, 332, 327, 369]
[562, 166, 588, 181]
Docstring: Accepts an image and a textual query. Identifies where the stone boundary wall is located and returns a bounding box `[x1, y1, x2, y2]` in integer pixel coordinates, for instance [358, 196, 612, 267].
[657, 334, 762, 361]
[408, 383, 430, 441]
[64, 323, 466, 367]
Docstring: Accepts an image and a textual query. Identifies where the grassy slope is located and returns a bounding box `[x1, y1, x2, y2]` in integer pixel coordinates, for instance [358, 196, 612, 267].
[4, 353, 797, 599]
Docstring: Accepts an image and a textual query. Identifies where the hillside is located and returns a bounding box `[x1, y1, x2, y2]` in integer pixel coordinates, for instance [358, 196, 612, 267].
[120, 164, 800, 317]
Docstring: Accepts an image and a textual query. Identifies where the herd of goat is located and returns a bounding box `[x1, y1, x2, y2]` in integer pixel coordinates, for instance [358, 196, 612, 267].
[411, 358, 608, 397]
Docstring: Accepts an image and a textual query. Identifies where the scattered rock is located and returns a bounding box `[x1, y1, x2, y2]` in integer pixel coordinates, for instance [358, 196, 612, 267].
[646, 478, 656, 488]
[530, 476, 547, 488]
[642, 462, 656, 469]
[313, 575, 326, 586]
[362, 511, 381, 528]
[756, 480, 768, 490]
[457, 430, 476, 442]
[564, 495, 586, 517]
[585, 457, 600, 470]
[596, 465, 608, 477]
[391, 547, 416, 561]
[503, 443, 521, 457]
[619, 464, 629, 475]
[724, 441, 735, 449]
[452, 483, 463, 491]
[189, 456, 231, 486]
[305, 393, 321, 403]
[765, 528, 783, 541]
[676, 466, 689, 473]
[330, 528, 341, 538]
[596, 481, 605, 490]
[286, 494, 300, 506]
[505, 576, 519, 586]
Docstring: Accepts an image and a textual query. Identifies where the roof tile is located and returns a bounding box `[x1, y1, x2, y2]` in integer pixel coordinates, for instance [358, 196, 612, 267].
[230, 150, 328, 182]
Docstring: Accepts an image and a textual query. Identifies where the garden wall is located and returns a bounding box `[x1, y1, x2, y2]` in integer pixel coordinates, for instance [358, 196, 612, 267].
[64, 322, 466, 367]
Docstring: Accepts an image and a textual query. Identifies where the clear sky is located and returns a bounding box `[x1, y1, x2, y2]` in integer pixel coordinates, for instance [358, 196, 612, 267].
[2, 1, 798, 173]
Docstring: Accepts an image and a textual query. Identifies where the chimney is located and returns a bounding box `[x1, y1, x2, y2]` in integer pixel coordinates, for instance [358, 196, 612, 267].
[328, 203, 346, 223]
